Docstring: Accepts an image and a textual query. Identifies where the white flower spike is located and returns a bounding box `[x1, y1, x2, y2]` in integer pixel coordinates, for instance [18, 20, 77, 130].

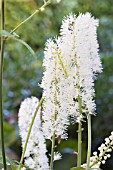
[18, 97, 49, 170]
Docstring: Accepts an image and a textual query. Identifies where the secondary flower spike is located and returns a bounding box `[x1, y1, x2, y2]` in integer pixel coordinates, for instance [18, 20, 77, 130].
[41, 38, 70, 140]
[82, 131, 113, 168]
[18, 97, 49, 170]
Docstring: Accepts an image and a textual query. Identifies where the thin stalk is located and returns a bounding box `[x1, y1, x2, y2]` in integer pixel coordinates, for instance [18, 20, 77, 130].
[57, 55, 68, 77]
[9, 0, 51, 36]
[50, 61, 58, 170]
[50, 131, 55, 170]
[49, 95, 57, 169]
[77, 122, 82, 167]
[0, 0, 7, 169]
[18, 97, 44, 170]
[75, 57, 82, 167]
[77, 95, 82, 167]
[86, 115, 91, 170]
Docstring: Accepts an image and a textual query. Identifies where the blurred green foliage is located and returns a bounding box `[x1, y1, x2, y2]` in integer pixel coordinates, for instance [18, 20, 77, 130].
[0, 0, 113, 169]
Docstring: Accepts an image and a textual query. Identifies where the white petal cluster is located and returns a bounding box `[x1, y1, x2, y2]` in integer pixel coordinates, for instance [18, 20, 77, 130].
[93, 131, 113, 166]
[54, 152, 62, 161]
[18, 97, 49, 170]
[41, 38, 70, 139]
[41, 12, 102, 139]
[60, 13, 102, 117]
[82, 131, 113, 169]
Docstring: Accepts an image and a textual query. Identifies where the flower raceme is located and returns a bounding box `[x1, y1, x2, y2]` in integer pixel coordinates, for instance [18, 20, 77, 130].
[60, 12, 102, 118]
[18, 97, 49, 170]
[41, 12, 102, 140]
[82, 132, 113, 169]
[41, 38, 71, 140]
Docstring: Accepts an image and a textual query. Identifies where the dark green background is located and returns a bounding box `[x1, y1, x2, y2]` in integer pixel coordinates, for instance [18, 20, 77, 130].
[0, 0, 113, 169]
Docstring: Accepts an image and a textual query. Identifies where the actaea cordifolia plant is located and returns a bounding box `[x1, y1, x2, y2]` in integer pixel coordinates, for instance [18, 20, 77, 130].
[18, 13, 113, 170]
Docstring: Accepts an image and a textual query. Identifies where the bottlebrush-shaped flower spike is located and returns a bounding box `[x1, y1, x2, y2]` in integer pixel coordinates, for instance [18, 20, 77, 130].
[18, 97, 49, 170]
[82, 131, 113, 169]
[60, 13, 102, 118]
[41, 38, 71, 139]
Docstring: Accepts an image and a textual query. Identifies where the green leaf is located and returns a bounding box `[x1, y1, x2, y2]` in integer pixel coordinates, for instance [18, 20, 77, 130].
[11, 163, 18, 170]
[1, 30, 36, 59]
[70, 167, 85, 170]
[0, 30, 12, 37]
[13, 37, 37, 59]
[0, 30, 19, 37]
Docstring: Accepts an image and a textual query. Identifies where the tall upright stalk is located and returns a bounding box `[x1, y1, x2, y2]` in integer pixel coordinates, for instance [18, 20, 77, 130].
[50, 131, 55, 170]
[49, 108, 57, 170]
[77, 122, 82, 166]
[50, 59, 60, 170]
[0, 0, 7, 169]
[50, 110, 57, 170]
[86, 115, 91, 170]
[75, 57, 82, 167]
[77, 95, 82, 167]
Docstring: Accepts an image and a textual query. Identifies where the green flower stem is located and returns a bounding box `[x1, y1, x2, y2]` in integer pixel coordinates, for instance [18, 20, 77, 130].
[57, 50, 83, 167]
[0, 0, 7, 169]
[86, 115, 91, 170]
[57, 55, 69, 77]
[77, 95, 82, 167]
[9, 0, 51, 36]
[50, 52, 68, 170]
[77, 122, 82, 167]
[50, 131, 55, 170]
[18, 97, 44, 170]
[75, 56, 82, 167]
[50, 61, 58, 170]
